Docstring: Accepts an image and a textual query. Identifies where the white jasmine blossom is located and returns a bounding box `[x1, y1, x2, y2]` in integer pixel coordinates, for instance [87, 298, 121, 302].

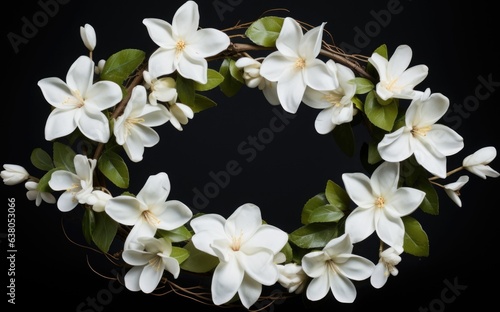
[303, 59, 357, 134]
[462, 146, 500, 179]
[370, 247, 402, 289]
[342, 161, 426, 253]
[235, 57, 280, 105]
[190, 203, 288, 309]
[368, 44, 428, 101]
[25, 181, 56, 206]
[105, 172, 192, 250]
[443, 175, 469, 207]
[38, 55, 122, 143]
[277, 262, 308, 294]
[260, 17, 337, 113]
[377, 91, 464, 179]
[123, 236, 180, 293]
[301, 233, 375, 303]
[80, 23, 96, 52]
[48, 154, 96, 212]
[142, 70, 178, 105]
[114, 85, 170, 162]
[1, 164, 30, 185]
[143, 0, 230, 84]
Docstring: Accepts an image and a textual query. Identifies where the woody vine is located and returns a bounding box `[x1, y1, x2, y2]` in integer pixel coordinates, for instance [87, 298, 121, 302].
[2, 1, 499, 310]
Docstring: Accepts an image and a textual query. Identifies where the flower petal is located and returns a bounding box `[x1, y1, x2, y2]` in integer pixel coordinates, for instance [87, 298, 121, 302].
[370, 262, 389, 289]
[105, 195, 143, 225]
[85, 80, 122, 110]
[124, 266, 142, 292]
[137, 172, 171, 206]
[306, 273, 330, 301]
[342, 172, 374, 208]
[335, 255, 374, 281]
[237, 250, 278, 285]
[329, 270, 357, 303]
[171, 0, 199, 38]
[77, 107, 110, 143]
[238, 275, 263, 309]
[44, 109, 77, 141]
[66, 55, 93, 95]
[225, 203, 261, 242]
[244, 224, 288, 255]
[189, 28, 230, 58]
[344, 207, 376, 244]
[154, 200, 193, 231]
[142, 18, 176, 48]
[139, 264, 163, 293]
[211, 260, 244, 305]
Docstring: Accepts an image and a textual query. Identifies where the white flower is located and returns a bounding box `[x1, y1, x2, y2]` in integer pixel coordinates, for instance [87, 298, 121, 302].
[86, 190, 112, 212]
[25, 181, 56, 207]
[463, 146, 500, 179]
[80, 23, 96, 52]
[260, 17, 337, 114]
[105, 172, 192, 250]
[143, 70, 177, 105]
[48, 154, 96, 212]
[1, 164, 29, 185]
[342, 161, 426, 253]
[377, 91, 464, 179]
[235, 57, 280, 105]
[301, 233, 375, 303]
[143, 0, 230, 84]
[95, 59, 106, 75]
[38, 55, 122, 143]
[277, 262, 308, 294]
[190, 203, 288, 309]
[303, 60, 357, 134]
[368, 44, 428, 101]
[370, 247, 402, 289]
[114, 85, 170, 162]
[164, 102, 194, 131]
[444, 175, 469, 207]
[123, 236, 180, 294]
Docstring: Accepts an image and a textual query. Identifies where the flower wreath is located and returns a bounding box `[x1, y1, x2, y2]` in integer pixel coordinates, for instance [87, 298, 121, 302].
[2, 0, 499, 310]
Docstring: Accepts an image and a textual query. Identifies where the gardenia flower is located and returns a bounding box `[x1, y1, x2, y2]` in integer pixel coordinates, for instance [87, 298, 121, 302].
[190, 203, 288, 309]
[302, 59, 357, 134]
[105, 172, 193, 250]
[25, 181, 56, 206]
[370, 247, 402, 289]
[342, 161, 426, 253]
[260, 17, 337, 114]
[114, 85, 170, 162]
[377, 91, 464, 179]
[86, 190, 112, 212]
[48, 154, 96, 212]
[443, 175, 469, 207]
[38, 55, 122, 143]
[142, 70, 177, 105]
[122, 236, 180, 294]
[301, 233, 375, 303]
[368, 44, 428, 101]
[235, 57, 279, 105]
[277, 262, 308, 294]
[462, 146, 500, 179]
[143, 0, 230, 84]
[80, 23, 96, 52]
[1, 164, 29, 185]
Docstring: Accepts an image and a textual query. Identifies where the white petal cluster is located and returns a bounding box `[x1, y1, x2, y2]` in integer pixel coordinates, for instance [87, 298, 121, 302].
[463, 146, 500, 179]
[235, 57, 279, 106]
[370, 247, 402, 289]
[190, 203, 288, 309]
[444, 175, 469, 207]
[277, 262, 308, 294]
[143, 0, 230, 84]
[1, 164, 29, 185]
[25, 181, 56, 206]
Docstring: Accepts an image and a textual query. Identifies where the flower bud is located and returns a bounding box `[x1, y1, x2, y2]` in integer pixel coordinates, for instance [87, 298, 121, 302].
[463, 146, 500, 179]
[80, 23, 97, 52]
[1, 164, 29, 185]
[277, 263, 307, 294]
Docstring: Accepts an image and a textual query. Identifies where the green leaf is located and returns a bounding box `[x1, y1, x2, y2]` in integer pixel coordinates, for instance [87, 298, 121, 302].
[301, 193, 328, 225]
[364, 90, 398, 131]
[307, 204, 344, 223]
[91, 212, 118, 253]
[31, 148, 53, 171]
[176, 75, 196, 106]
[245, 16, 284, 47]
[180, 240, 219, 273]
[97, 150, 129, 189]
[190, 94, 217, 113]
[100, 49, 146, 85]
[351, 95, 364, 112]
[194, 69, 224, 91]
[354, 77, 374, 94]
[325, 180, 350, 211]
[289, 223, 341, 249]
[402, 216, 429, 257]
[37, 168, 58, 192]
[53, 142, 76, 172]
[171, 246, 190, 265]
[82, 208, 95, 245]
[157, 226, 192, 243]
[219, 58, 243, 97]
[332, 122, 355, 157]
[280, 241, 294, 263]
[413, 175, 439, 215]
[367, 141, 382, 165]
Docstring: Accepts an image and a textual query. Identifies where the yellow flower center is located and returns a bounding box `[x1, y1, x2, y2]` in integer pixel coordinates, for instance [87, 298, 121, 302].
[148, 255, 164, 271]
[375, 196, 385, 208]
[125, 117, 145, 135]
[176, 40, 186, 55]
[142, 210, 161, 226]
[231, 231, 244, 251]
[411, 125, 432, 137]
[323, 92, 343, 107]
[295, 57, 306, 69]
[63, 90, 85, 108]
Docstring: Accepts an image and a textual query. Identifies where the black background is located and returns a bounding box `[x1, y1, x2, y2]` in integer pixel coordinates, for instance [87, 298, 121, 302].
[2, 0, 499, 311]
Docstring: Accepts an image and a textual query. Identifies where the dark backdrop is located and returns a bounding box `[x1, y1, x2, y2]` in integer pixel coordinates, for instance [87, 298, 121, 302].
[2, 0, 499, 311]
